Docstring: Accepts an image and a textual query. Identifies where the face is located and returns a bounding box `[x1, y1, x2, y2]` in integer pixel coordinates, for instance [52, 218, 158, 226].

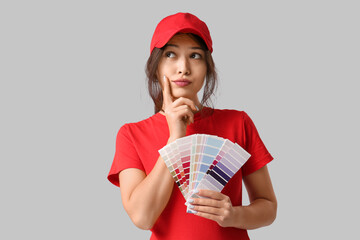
[156, 33, 207, 103]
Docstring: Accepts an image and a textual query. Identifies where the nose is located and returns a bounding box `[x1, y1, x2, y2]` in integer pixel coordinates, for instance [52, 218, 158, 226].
[177, 56, 190, 75]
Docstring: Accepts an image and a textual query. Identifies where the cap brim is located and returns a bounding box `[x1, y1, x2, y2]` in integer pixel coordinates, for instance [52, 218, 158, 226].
[153, 28, 212, 52]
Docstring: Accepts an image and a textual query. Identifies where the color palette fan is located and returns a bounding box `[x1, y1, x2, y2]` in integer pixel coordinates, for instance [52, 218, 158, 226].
[158, 134, 251, 213]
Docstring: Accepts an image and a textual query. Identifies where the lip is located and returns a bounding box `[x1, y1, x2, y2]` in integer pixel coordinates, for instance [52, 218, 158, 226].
[172, 79, 191, 87]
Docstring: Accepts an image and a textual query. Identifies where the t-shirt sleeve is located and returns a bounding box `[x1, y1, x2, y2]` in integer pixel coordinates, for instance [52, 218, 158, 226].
[241, 112, 274, 177]
[107, 124, 145, 187]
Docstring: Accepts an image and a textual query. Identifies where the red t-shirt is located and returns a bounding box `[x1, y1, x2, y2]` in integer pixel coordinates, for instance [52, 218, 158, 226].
[108, 108, 273, 240]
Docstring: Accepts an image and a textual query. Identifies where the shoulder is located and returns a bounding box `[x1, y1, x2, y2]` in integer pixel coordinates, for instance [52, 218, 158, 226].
[211, 108, 250, 121]
[117, 113, 165, 136]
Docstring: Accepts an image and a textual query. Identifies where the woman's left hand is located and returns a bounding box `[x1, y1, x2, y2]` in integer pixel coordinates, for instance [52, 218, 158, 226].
[188, 189, 236, 227]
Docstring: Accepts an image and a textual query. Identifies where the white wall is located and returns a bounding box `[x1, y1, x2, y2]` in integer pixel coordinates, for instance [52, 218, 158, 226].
[1, 0, 359, 239]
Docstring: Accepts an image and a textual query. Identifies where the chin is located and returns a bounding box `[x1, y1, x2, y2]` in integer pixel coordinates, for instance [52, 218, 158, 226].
[171, 91, 194, 100]
[170, 84, 204, 100]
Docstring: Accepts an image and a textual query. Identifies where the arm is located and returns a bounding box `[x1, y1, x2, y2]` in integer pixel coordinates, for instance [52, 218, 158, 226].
[119, 148, 174, 230]
[236, 165, 277, 229]
[189, 165, 277, 229]
[119, 76, 198, 230]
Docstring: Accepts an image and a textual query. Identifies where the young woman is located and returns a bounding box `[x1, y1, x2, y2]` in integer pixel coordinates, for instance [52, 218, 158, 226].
[108, 12, 277, 240]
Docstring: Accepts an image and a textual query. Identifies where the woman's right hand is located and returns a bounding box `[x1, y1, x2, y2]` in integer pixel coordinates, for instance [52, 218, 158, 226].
[162, 75, 198, 141]
[119, 75, 199, 230]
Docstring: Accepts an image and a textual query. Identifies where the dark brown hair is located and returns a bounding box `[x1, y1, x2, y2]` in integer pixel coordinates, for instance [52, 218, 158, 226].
[145, 33, 218, 113]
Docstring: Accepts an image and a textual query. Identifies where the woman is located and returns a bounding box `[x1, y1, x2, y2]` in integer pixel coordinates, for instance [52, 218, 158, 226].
[108, 12, 277, 240]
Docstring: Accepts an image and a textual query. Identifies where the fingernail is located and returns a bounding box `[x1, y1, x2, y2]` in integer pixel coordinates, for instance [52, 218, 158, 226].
[186, 209, 198, 214]
[192, 189, 199, 194]
[163, 75, 166, 82]
[195, 105, 199, 111]
[188, 205, 195, 209]
[187, 199, 194, 203]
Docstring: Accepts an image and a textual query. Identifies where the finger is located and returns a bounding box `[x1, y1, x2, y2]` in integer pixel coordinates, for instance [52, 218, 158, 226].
[197, 189, 227, 201]
[172, 105, 194, 118]
[173, 105, 194, 116]
[194, 211, 230, 228]
[162, 75, 173, 107]
[174, 106, 194, 124]
[189, 205, 222, 216]
[193, 211, 221, 222]
[165, 104, 194, 125]
[190, 197, 223, 208]
[185, 115, 194, 125]
[172, 97, 198, 112]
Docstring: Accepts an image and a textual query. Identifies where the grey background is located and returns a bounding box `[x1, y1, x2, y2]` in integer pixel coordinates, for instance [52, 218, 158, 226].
[1, 0, 359, 239]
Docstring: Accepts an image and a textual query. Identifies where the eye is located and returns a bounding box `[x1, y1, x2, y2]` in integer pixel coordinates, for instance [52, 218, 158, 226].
[190, 53, 202, 59]
[165, 51, 176, 58]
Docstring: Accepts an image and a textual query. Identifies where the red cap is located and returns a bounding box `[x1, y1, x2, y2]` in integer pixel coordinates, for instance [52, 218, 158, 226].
[150, 12, 213, 53]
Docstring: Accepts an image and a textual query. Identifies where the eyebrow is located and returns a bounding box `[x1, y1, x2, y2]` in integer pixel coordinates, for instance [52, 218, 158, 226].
[165, 44, 204, 51]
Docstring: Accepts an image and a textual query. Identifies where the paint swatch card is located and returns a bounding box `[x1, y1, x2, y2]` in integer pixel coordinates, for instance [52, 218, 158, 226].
[188, 134, 205, 198]
[158, 134, 251, 212]
[190, 135, 226, 191]
[176, 136, 192, 186]
[186, 140, 251, 213]
[159, 143, 187, 195]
